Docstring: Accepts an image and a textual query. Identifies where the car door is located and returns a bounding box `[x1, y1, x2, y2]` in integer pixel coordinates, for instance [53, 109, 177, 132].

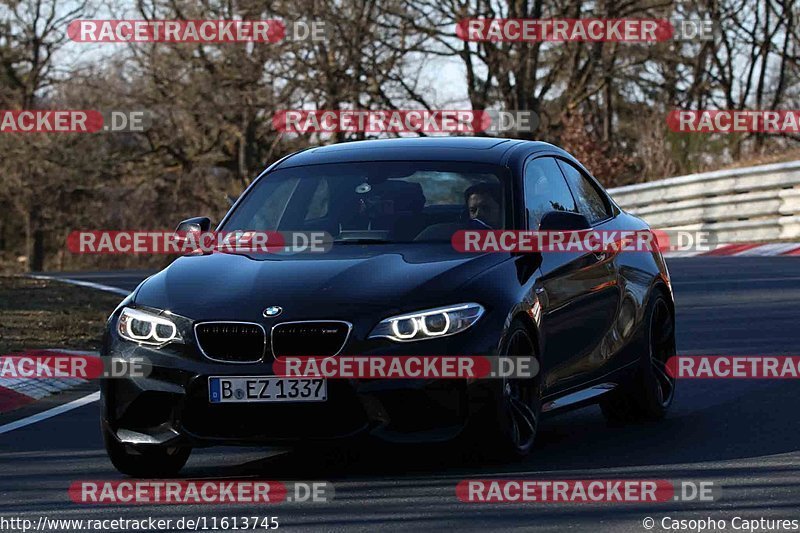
[554, 158, 623, 382]
[524, 156, 619, 396]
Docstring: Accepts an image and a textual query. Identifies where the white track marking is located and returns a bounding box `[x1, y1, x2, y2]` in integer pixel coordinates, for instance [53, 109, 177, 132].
[0, 391, 100, 435]
[28, 274, 130, 296]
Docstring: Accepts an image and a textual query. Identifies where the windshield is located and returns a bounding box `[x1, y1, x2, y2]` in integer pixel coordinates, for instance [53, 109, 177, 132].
[221, 161, 509, 243]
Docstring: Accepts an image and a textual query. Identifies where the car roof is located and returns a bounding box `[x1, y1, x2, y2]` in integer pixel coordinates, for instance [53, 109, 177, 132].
[272, 137, 564, 169]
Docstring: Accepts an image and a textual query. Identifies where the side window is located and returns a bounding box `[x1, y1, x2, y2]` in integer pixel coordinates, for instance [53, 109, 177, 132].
[524, 157, 577, 229]
[305, 177, 329, 220]
[558, 161, 611, 224]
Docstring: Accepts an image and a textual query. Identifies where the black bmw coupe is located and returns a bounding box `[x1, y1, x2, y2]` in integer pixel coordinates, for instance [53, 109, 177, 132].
[101, 137, 676, 476]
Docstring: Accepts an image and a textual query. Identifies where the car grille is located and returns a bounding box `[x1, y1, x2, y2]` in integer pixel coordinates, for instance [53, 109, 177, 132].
[195, 322, 265, 363]
[271, 321, 351, 357]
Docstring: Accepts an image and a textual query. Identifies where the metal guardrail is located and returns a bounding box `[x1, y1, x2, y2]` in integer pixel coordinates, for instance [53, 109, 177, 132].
[608, 160, 800, 243]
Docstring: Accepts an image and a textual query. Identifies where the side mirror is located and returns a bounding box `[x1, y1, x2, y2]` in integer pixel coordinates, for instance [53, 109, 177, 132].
[538, 211, 590, 231]
[175, 216, 212, 233]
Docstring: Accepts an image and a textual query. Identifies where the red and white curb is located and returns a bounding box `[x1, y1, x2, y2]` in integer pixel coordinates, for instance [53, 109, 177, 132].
[663, 242, 800, 258]
[0, 349, 97, 414]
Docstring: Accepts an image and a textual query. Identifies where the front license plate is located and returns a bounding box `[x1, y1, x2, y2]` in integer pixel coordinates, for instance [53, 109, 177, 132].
[208, 376, 327, 403]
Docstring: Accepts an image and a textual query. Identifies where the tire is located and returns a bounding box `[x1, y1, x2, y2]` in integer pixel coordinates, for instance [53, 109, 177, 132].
[601, 291, 676, 423]
[474, 319, 542, 460]
[103, 425, 191, 478]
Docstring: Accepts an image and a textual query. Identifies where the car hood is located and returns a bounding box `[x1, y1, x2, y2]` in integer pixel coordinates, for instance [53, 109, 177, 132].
[133, 244, 511, 321]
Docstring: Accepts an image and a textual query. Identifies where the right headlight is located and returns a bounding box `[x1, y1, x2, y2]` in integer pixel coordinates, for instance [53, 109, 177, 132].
[117, 307, 182, 347]
[368, 303, 485, 342]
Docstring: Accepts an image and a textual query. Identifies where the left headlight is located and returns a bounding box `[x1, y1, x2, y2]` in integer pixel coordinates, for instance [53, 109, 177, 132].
[369, 303, 485, 342]
[117, 307, 182, 346]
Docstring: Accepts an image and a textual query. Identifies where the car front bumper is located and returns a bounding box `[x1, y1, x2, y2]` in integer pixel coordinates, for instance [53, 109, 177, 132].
[101, 311, 504, 448]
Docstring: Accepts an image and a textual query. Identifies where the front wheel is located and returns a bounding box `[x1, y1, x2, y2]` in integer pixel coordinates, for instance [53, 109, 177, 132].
[475, 319, 541, 460]
[103, 425, 191, 478]
[601, 292, 676, 422]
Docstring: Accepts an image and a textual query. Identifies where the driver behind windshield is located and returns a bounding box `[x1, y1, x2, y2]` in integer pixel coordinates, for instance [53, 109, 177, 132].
[465, 183, 503, 229]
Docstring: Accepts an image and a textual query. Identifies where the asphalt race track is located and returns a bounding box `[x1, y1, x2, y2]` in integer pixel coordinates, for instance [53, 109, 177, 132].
[1, 257, 799, 532]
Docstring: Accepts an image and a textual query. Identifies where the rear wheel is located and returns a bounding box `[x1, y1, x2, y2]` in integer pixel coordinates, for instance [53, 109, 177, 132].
[478, 319, 541, 459]
[103, 425, 191, 478]
[601, 292, 676, 422]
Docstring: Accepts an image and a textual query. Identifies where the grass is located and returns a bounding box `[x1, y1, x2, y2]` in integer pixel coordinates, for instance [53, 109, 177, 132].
[0, 276, 123, 354]
[720, 147, 800, 170]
